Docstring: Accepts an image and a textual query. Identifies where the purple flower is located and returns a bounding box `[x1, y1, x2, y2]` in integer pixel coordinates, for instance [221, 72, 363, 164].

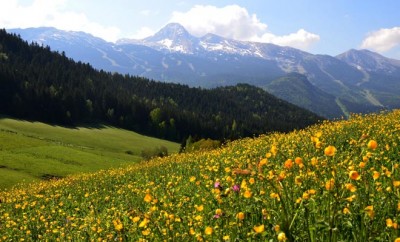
[232, 184, 240, 192]
[213, 214, 220, 219]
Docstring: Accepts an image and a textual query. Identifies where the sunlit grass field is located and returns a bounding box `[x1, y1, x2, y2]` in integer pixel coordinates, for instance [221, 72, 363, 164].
[0, 117, 179, 189]
[1, 110, 400, 241]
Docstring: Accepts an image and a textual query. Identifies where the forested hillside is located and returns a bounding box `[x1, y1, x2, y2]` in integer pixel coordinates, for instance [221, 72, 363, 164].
[0, 29, 321, 142]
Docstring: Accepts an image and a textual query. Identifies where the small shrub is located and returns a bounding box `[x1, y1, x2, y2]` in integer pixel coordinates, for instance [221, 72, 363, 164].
[141, 146, 168, 160]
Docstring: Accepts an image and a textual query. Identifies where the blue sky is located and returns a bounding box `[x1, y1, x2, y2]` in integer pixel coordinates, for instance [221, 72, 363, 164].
[2, 0, 400, 58]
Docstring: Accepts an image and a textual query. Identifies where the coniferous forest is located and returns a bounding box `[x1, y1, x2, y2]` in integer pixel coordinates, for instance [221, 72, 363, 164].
[0, 29, 322, 142]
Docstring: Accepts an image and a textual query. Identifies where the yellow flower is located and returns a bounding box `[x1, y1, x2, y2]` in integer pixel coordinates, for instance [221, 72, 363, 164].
[393, 181, 400, 187]
[367, 140, 378, 150]
[295, 176, 302, 186]
[113, 219, 123, 232]
[372, 171, 380, 180]
[325, 178, 335, 190]
[236, 212, 245, 220]
[223, 235, 230, 240]
[324, 145, 337, 156]
[270, 192, 280, 200]
[349, 171, 361, 180]
[345, 183, 357, 192]
[284, 159, 293, 169]
[249, 177, 255, 184]
[253, 224, 265, 234]
[395, 238, 400, 242]
[345, 195, 356, 202]
[311, 157, 318, 166]
[364, 205, 374, 219]
[343, 207, 350, 214]
[386, 218, 394, 228]
[142, 228, 151, 236]
[196, 205, 204, 212]
[277, 232, 287, 241]
[215, 208, 223, 215]
[204, 226, 213, 235]
[139, 218, 149, 228]
[190, 176, 196, 182]
[243, 190, 252, 198]
[259, 158, 268, 166]
[295, 157, 303, 166]
[144, 193, 152, 203]
[270, 145, 278, 156]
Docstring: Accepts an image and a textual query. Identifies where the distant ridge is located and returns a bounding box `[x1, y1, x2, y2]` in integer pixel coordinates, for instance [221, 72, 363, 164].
[8, 24, 400, 118]
[0, 29, 322, 142]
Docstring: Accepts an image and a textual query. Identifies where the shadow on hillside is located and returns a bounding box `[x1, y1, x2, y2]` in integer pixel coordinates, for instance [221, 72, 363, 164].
[0, 114, 109, 130]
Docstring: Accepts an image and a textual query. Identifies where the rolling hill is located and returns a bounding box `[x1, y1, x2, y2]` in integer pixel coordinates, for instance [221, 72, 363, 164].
[0, 117, 179, 189]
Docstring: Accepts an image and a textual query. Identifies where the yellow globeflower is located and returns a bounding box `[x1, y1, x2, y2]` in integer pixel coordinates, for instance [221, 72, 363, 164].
[295, 176, 302, 186]
[277, 232, 287, 241]
[236, 212, 245, 220]
[345, 183, 357, 192]
[284, 159, 293, 169]
[386, 218, 394, 228]
[259, 158, 268, 166]
[324, 145, 337, 156]
[367, 140, 378, 150]
[325, 178, 335, 190]
[349, 171, 361, 181]
[144, 193, 152, 203]
[372, 171, 380, 180]
[196, 204, 204, 212]
[113, 219, 123, 232]
[204, 226, 213, 235]
[253, 224, 265, 234]
[364, 205, 374, 219]
[270, 145, 278, 156]
[249, 177, 255, 184]
[142, 228, 151, 236]
[243, 190, 252, 198]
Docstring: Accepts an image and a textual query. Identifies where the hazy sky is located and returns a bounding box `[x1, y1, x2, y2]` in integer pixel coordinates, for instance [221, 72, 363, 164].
[2, 0, 400, 58]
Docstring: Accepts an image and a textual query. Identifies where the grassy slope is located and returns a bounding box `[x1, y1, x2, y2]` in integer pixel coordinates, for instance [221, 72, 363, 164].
[0, 117, 179, 189]
[1, 110, 399, 241]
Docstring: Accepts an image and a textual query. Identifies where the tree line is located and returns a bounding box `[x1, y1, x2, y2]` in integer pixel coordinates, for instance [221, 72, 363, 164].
[0, 29, 322, 143]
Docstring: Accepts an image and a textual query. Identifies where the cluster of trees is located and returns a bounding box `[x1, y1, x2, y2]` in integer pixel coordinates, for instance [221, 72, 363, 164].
[0, 29, 322, 142]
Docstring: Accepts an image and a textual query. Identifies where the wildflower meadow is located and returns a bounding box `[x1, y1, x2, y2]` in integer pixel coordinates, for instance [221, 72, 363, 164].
[1, 110, 400, 241]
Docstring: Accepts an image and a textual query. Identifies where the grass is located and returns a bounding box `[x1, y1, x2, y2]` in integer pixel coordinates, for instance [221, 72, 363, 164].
[0, 117, 179, 189]
[1, 110, 400, 241]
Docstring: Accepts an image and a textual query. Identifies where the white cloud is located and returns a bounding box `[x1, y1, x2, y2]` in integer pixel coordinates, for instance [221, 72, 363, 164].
[169, 4, 320, 50]
[361, 27, 400, 52]
[257, 29, 320, 50]
[0, 0, 121, 42]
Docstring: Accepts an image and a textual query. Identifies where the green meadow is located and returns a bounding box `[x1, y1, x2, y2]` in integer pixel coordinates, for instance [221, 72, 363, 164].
[0, 117, 179, 189]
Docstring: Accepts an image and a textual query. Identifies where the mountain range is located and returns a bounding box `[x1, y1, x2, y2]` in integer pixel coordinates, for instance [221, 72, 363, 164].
[8, 23, 400, 118]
